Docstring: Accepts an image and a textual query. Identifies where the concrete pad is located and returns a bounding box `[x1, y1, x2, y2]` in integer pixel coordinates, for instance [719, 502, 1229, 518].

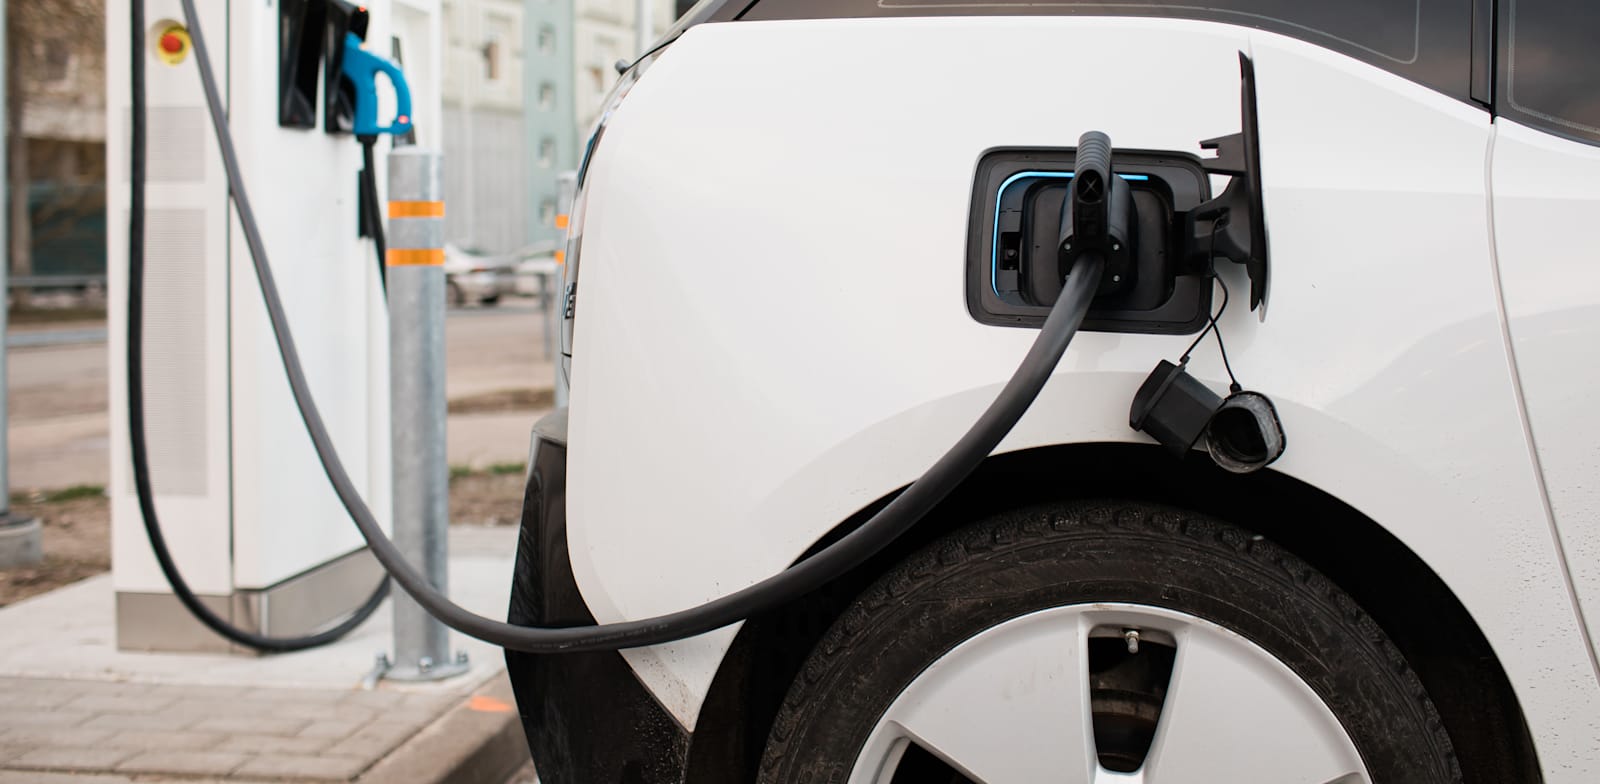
[0, 526, 518, 688]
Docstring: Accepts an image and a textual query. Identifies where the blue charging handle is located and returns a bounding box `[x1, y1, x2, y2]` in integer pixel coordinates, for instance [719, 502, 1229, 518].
[341, 32, 413, 136]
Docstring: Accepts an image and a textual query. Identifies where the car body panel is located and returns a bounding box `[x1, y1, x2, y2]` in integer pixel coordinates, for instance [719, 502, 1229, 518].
[1491, 118, 1600, 670]
[563, 16, 1600, 778]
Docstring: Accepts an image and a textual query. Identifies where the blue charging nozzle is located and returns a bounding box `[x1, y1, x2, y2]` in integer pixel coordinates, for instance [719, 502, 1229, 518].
[340, 32, 413, 137]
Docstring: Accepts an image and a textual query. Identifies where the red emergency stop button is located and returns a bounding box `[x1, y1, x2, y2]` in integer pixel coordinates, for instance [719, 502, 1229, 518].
[154, 24, 190, 66]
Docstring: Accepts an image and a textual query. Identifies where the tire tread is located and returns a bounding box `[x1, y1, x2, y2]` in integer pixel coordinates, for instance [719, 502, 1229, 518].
[758, 501, 1461, 783]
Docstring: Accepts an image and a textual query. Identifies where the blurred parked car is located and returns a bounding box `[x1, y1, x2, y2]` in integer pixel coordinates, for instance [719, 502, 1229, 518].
[443, 244, 517, 306]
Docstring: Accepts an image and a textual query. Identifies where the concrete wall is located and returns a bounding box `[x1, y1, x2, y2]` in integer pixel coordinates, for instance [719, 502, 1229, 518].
[441, 105, 529, 253]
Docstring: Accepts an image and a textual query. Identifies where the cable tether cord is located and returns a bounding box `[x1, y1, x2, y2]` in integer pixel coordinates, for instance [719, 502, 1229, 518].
[136, 0, 1107, 654]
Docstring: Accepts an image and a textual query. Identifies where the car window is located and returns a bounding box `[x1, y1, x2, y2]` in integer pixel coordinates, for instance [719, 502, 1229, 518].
[741, 0, 1476, 105]
[1499, 0, 1600, 144]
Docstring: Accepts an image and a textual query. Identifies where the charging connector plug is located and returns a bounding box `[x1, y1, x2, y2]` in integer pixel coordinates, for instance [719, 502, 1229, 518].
[1060, 131, 1137, 296]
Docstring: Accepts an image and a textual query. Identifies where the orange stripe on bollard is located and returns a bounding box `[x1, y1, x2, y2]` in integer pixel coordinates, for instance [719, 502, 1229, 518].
[387, 248, 445, 266]
[388, 200, 446, 218]
[554, 214, 569, 229]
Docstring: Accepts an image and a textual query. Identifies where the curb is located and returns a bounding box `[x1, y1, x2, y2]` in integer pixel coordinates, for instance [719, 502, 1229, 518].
[358, 672, 531, 784]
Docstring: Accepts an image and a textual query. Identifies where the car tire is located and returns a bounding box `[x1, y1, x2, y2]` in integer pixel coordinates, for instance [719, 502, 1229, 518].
[758, 501, 1461, 784]
[446, 281, 466, 307]
[479, 294, 501, 306]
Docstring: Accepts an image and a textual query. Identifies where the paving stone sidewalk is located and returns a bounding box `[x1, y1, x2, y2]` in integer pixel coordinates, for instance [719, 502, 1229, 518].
[0, 676, 457, 780]
[0, 527, 530, 783]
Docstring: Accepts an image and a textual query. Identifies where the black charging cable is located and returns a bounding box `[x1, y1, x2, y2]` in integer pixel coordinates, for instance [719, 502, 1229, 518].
[144, 0, 1106, 654]
[128, 0, 388, 652]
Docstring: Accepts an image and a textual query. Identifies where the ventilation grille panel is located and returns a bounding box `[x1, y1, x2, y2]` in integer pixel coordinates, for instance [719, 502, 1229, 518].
[139, 208, 210, 497]
[125, 106, 206, 183]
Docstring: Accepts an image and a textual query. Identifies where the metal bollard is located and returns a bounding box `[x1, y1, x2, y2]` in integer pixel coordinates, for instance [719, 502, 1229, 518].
[0, 18, 41, 570]
[553, 171, 576, 409]
[384, 147, 466, 681]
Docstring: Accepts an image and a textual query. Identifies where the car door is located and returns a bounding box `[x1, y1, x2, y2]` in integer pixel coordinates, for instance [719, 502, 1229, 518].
[1489, 0, 1600, 660]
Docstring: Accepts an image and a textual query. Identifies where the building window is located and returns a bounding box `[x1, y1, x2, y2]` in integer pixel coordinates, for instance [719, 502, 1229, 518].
[538, 82, 556, 110]
[540, 199, 557, 225]
[37, 38, 74, 85]
[538, 138, 556, 168]
[482, 36, 502, 81]
[538, 24, 556, 54]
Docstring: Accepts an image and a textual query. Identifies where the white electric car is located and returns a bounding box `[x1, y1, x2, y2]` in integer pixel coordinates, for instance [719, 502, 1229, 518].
[506, 2, 1600, 782]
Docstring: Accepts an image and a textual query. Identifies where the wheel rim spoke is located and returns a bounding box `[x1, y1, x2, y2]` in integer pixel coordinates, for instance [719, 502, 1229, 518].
[851, 604, 1372, 784]
[1140, 624, 1367, 784]
[852, 611, 1098, 784]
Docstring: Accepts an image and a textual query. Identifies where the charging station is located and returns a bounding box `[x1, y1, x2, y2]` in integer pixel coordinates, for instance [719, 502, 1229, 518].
[106, 0, 440, 652]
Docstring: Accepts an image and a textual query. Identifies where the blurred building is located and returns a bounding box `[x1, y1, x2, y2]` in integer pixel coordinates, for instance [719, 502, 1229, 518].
[440, 0, 529, 254]
[522, 0, 675, 250]
[7, 0, 108, 282]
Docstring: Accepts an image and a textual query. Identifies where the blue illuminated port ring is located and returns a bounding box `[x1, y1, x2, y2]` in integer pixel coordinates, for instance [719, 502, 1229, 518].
[990, 171, 1149, 297]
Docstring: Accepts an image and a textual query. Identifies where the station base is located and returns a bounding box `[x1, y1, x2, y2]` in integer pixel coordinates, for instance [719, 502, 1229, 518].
[115, 548, 385, 653]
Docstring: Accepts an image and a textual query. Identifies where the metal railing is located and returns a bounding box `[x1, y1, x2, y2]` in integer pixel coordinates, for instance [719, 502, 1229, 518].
[8, 274, 108, 290]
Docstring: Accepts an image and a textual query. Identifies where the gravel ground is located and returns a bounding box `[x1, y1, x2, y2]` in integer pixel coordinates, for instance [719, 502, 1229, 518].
[1, 490, 111, 608]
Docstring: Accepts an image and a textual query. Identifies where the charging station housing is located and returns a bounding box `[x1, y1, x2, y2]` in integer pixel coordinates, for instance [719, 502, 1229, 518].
[106, 0, 441, 652]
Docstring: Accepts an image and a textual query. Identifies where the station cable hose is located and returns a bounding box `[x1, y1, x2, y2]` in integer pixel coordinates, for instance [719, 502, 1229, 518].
[133, 0, 1106, 653]
[360, 138, 387, 294]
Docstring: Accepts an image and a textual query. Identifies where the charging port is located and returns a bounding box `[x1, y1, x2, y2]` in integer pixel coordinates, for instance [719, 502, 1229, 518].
[966, 148, 1213, 335]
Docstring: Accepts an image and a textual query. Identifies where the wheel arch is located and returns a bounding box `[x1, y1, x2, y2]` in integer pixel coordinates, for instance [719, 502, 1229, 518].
[684, 442, 1542, 784]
